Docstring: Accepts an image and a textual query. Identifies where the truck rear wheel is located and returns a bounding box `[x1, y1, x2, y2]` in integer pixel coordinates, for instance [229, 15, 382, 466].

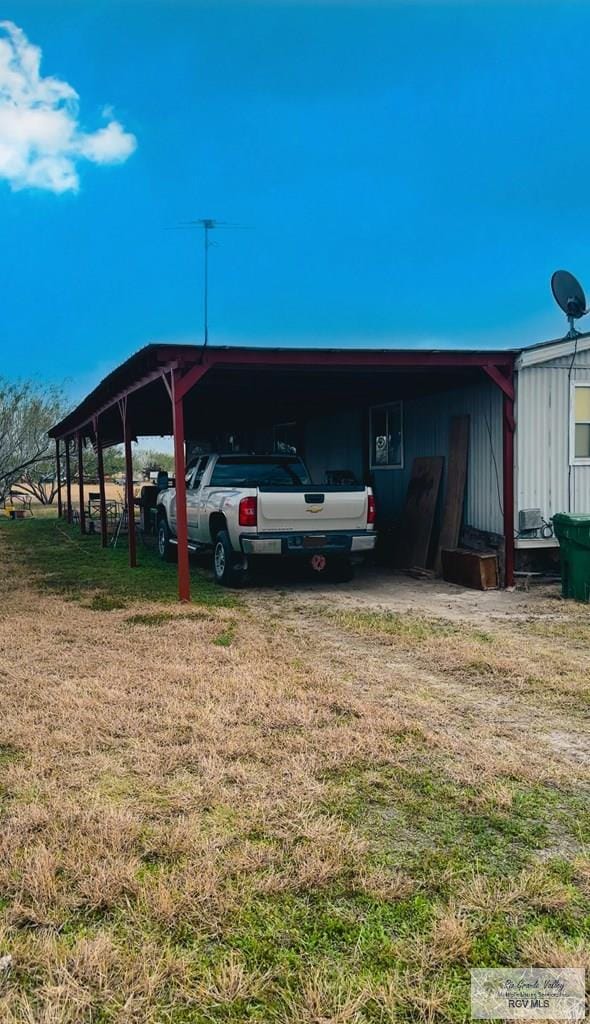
[213, 530, 246, 587]
[157, 514, 177, 563]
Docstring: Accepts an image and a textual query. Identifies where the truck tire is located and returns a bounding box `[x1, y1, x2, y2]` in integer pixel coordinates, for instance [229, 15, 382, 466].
[213, 530, 245, 587]
[157, 514, 177, 563]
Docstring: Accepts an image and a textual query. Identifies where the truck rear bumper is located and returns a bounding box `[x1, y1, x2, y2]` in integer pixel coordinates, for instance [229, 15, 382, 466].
[240, 531, 376, 556]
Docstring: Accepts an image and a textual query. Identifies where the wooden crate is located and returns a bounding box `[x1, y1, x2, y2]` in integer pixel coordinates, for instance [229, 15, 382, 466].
[441, 548, 498, 590]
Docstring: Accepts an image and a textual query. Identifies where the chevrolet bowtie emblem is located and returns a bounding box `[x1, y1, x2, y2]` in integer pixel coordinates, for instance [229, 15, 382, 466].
[307, 505, 323, 513]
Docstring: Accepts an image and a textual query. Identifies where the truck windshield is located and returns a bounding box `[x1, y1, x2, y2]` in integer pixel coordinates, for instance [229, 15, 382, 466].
[209, 456, 311, 487]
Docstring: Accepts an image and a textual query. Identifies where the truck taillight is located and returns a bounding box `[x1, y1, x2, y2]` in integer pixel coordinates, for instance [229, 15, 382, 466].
[367, 494, 376, 525]
[239, 496, 258, 527]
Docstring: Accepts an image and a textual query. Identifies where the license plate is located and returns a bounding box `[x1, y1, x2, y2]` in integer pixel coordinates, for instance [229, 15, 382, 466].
[304, 535, 326, 548]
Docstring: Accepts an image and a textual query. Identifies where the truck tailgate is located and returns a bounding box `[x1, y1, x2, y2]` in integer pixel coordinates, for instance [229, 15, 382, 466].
[257, 486, 368, 533]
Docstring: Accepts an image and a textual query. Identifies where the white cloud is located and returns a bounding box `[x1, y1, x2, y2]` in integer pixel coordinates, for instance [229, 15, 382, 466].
[78, 120, 136, 165]
[0, 21, 137, 193]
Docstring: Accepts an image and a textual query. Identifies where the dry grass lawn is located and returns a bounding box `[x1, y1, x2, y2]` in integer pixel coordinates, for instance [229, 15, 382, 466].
[0, 518, 589, 1022]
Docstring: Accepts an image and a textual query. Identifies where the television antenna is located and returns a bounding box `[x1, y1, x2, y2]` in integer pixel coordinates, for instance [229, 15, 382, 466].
[550, 269, 588, 338]
[174, 219, 248, 351]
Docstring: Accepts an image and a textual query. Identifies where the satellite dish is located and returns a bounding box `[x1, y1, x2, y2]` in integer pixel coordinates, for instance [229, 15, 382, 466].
[551, 270, 587, 336]
[551, 270, 586, 317]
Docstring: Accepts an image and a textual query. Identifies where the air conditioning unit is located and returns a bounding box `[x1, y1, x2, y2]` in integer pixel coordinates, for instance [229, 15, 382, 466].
[518, 508, 544, 534]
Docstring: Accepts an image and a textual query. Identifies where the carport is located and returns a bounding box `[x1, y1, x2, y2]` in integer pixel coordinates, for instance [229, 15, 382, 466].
[49, 343, 516, 600]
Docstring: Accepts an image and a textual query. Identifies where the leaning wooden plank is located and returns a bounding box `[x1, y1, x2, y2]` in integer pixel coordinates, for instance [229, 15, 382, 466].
[395, 456, 444, 569]
[435, 415, 470, 575]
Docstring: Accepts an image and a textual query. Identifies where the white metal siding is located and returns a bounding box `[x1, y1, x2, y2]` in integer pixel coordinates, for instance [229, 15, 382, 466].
[516, 351, 590, 519]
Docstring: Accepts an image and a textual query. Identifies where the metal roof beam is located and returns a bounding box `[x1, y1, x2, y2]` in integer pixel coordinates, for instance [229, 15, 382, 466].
[50, 362, 179, 439]
[205, 348, 515, 370]
[483, 364, 515, 400]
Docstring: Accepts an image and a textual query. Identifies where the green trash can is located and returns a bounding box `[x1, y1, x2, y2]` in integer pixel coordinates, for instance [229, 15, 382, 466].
[552, 513, 590, 602]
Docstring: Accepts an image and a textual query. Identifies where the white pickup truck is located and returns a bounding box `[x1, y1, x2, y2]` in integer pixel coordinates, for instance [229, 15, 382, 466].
[156, 453, 376, 586]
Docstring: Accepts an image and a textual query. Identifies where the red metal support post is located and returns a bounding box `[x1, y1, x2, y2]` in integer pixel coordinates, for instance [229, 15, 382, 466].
[64, 437, 73, 524]
[95, 418, 108, 548]
[123, 414, 137, 568]
[502, 380, 515, 589]
[483, 364, 516, 588]
[77, 432, 86, 534]
[55, 439, 63, 518]
[172, 369, 190, 601]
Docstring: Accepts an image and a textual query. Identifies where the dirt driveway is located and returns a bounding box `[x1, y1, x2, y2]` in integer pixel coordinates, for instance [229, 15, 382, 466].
[253, 562, 563, 627]
[249, 566, 590, 777]
[0, 519, 589, 1023]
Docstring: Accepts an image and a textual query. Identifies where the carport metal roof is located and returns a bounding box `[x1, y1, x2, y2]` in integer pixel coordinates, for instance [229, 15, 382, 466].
[49, 342, 516, 446]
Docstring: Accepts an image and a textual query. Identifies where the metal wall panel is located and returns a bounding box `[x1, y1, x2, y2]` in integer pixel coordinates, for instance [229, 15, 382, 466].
[304, 411, 364, 484]
[305, 380, 504, 534]
[516, 351, 590, 519]
[370, 381, 504, 534]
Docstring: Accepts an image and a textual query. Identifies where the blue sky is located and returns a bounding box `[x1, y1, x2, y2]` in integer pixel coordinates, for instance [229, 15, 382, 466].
[1, 0, 589, 399]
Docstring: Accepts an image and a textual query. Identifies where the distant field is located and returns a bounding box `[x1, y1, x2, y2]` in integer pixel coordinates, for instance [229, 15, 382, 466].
[8, 479, 143, 510]
[0, 518, 588, 1023]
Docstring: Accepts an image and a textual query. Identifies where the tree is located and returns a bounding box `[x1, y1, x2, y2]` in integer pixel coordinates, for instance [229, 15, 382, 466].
[134, 448, 175, 477]
[17, 443, 128, 505]
[82, 446, 126, 481]
[18, 458, 61, 505]
[1, 378, 175, 506]
[0, 379, 67, 502]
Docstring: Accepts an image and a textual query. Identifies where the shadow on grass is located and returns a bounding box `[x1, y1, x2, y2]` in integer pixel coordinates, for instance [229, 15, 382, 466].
[0, 516, 236, 608]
